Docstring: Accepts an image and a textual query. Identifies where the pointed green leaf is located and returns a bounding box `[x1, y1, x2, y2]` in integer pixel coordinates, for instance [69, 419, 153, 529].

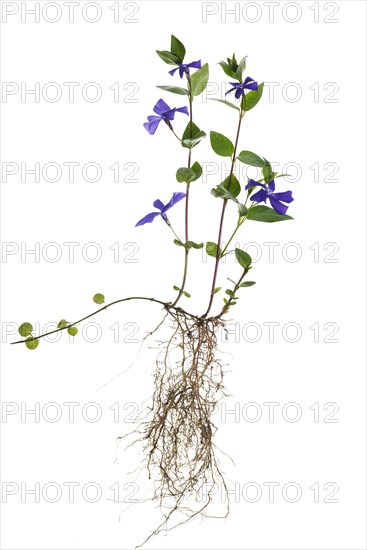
[183, 291, 191, 298]
[238, 150, 265, 168]
[182, 131, 206, 148]
[185, 241, 204, 250]
[210, 131, 234, 157]
[170, 35, 185, 63]
[19, 322, 33, 337]
[240, 281, 256, 287]
[191, 161, 202, 180]
[211, 175, 241, 201]
[210, 98, 240, 112]
[262, 160, 273, 183]
[206, 242, 220, 258]
[238, 204, 248, 217]
[182, 122, 200, 141]
[218, 61, 240, 81]
[156, 85, 189, 96]
[190, 63, 209, 96]
[235, 248, 252, 269]
[57, 319, 68, 329]
[26, 337, 39, 350]
[275, 173, 292, 179]
[173, 285, 180, 291]
[236, 56, 247, 81]
[93, 293, 105, 305]
[156, 50, 180, 65]
[214, 287, 221, 294]
[182, 122, 206, 149]
[176, 167, 197, 183]
[225, 289, 234, 296]
[174, 239, 185, 247]
[247, 205, 293, 222]
[244, 82, 264, 112]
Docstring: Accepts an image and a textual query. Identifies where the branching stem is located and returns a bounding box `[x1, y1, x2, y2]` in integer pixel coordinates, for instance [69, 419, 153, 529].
[203, 105, 245, 317]
[171, 73, 194, 308]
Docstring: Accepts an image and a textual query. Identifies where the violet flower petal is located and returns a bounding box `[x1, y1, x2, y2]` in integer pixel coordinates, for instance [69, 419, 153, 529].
[135, 211, 161, 227]
[269, 196, 289, 215]
[143, 117, 162, 135]
[250, 188, 268, 203]
[153, 99, 171, 115]
[272, 190, 294, 203]
[161, 191, 187, 213]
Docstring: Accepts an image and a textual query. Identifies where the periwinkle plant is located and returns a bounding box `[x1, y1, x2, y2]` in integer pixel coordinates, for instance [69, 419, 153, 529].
[14, 35, 294, 546]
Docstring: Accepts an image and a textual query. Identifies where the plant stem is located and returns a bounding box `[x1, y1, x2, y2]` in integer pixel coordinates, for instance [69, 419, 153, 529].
[203, 106, 244, 317]
[220, 218, 244, 257]
[217, 268, 249, 318]
[168, 125, 182, 142]
[166, 220, 182, 243]
[171, 74, 193, 307]
[220, 199, 256, 257]
[11, 297, 170, 345]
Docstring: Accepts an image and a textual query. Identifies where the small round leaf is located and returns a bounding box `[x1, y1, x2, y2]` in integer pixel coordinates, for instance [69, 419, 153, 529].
[93, 293, 105, 305]
[19, 322, 33, 337]
[67, 327, 78, 336]
[57, 319, 68, 329]
[25, 337, 39, 350]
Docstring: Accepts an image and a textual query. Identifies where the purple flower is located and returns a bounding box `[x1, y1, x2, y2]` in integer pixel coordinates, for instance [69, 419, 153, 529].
[169, 60, 202, 78]
[144, 99, 189, 135]
[135, 192, 186, 227]
[225, 76, 258, 99]
[245, 179, 294, 216]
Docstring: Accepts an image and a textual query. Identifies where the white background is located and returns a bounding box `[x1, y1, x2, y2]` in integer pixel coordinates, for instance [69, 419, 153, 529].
[1, 1, 366, 549]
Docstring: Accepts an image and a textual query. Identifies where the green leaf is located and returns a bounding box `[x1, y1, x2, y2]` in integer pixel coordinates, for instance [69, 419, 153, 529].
[238, 150, 265, 168]
[93, 293, 105, 305]
[210, 131, 234, 157]
[191, 161, 202, 180]
[67, 327, 78, 336]
[183, 291, 191, 298]
[190, 63, 209, 96]
[25, 337, 39, 350]
[174, 239, 185, 247]
[57, 319, 68, 329]
[210, 98, 240, 112]
[182, 121, 200, 141]
[206, 242, 220, 258]
[170, 35, 185, 63]
[247, 205, 293, 222]
[182, 122, 206, 149]
[229, 53, 238, 70]
[240, 281, 256, 287]
[185, 241, 204, 250]
[19, 322, 33, 337]
[182, 131, 206, 148]
[236, 56, 247, 81]
[238, 203, 248, 217]
[173, 285, 180, 291]
[225, 289, 234, 296]
[244, 82, 264, 112]
[262, 159, 272, 183]
[176, 167, 197, 183]
[235, 248, 252, 269]
[156, 50, 180, 65]
[211, 175, 241, 201]
[214, 287, 221, 294]
[156, 85, 188, 96]
[218, 61, 240, 81]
